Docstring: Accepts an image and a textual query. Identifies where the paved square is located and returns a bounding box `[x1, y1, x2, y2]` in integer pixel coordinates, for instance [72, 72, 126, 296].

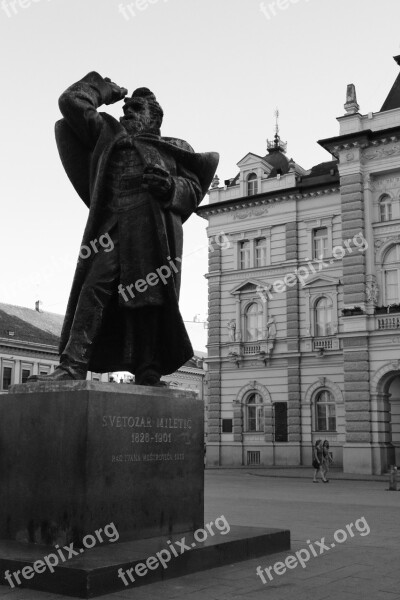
[0, 469, 399, 600]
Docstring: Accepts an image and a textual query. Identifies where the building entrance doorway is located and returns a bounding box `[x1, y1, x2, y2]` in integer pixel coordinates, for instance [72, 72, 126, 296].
[374, 367, 400, 471]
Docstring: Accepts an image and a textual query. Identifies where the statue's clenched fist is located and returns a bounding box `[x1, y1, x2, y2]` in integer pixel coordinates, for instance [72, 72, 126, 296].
[142, 164, 173, 201]
[104, 77, 128, 104]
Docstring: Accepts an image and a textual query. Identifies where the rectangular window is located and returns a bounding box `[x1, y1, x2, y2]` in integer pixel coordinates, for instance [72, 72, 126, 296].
[385, 270, 399, 304]
[247, 451, 261, 466]
[274, 402, 288, 442]
[247, 401, 263, 432]
[317, 404, 327, 431]
[239, 241, 251, 270]
[21, 368, 32, 384]
[222, 419, 233, 433]
[2, 366, 13, 390]
[247, 176, 258, 196]
[247, 405, 257, 431]
[327, 404, 336, 431]
[317, 403, 336, 432]
[380, 200, 392, 222]
[313, 228, 329, 259]
[255, 238, 267, 267]
[39, 366, 50, 376]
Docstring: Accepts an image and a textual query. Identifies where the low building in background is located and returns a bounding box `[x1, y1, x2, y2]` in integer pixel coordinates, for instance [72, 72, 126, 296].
[0, 302, 208, 427]
[0, 301, 109, 389]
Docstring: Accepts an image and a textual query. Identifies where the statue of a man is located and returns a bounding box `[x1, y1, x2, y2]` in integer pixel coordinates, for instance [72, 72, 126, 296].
[30, 72, 218, 386]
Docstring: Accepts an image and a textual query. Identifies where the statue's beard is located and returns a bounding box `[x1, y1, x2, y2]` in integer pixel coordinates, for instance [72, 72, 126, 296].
[120, 114, 154, 135]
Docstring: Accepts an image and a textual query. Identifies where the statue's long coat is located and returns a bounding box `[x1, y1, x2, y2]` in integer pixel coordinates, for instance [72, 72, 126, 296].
[55, 72, 218, 375]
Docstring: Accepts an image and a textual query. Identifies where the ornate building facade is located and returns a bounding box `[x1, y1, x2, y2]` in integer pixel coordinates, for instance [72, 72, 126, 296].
[198, 56, 400, 474]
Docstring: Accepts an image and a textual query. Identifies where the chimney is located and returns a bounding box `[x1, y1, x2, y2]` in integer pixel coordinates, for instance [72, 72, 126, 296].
[35, 300, 43, 312]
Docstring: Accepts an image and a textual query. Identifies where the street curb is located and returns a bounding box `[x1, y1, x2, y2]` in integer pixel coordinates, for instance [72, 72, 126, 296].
[205, 467, 388, 483]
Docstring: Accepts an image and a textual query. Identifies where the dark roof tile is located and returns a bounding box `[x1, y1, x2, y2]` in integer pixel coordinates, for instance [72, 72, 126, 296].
[0, 303, 63, 347]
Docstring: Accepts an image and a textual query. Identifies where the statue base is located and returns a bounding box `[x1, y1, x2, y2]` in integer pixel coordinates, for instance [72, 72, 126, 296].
[0, 526, 290, 597]
[0, 381, 291, 597]
[0, 381, 204, 545]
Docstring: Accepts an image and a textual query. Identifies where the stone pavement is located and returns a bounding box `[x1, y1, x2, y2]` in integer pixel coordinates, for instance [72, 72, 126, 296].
[0, 469, 399, 600]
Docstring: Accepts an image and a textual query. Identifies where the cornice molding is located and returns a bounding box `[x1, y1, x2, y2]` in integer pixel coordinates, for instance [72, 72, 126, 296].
[319, 129, 400, 158]
[198, 188, 339, 218]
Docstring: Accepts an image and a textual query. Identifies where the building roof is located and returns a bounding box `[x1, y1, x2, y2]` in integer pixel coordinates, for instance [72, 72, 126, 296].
[184, 356, 204, 369]
[381, 55, 400, 112]
[297, 160, 339, 187]
[0, 302, 207, 372]
[263, 149, 290, 178]
[0, 302, 63, 348]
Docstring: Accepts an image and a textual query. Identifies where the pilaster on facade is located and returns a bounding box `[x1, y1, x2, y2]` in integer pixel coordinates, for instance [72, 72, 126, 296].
[206, 243, 222, 449]
[287, 357, 301, 446]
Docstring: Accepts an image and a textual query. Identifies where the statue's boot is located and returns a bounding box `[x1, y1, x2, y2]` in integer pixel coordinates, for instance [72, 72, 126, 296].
[133, 307, 163, 386]
[28, 364, 86, 382]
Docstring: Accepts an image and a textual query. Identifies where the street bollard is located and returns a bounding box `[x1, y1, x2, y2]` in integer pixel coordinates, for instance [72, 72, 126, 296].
[388, 465, 398, 491]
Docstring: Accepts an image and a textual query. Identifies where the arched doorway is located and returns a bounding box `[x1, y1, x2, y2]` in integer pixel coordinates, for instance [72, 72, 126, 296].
[371, 364, 400, 472]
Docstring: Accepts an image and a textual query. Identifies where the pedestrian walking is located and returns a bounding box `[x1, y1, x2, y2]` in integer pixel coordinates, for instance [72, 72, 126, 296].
[322, 440, 333, 481]
[312, 439, 328, 483]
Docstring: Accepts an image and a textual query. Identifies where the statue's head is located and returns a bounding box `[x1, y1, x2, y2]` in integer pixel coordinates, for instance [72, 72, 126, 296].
[120, 87, 163, 135]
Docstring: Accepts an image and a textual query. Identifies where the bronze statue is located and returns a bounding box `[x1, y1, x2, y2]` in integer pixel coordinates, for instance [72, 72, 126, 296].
[30, 72, 219, 385]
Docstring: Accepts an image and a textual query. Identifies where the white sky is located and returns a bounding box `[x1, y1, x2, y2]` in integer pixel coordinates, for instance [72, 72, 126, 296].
[1, 0, 399, 351]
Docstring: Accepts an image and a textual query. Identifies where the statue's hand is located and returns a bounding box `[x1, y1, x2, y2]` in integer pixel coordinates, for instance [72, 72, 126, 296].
[143, 164, 173, 201]
[104, 77, 128, 104]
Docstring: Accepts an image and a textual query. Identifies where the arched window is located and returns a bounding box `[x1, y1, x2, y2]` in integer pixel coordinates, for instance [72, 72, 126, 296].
[379, 195, 392, 222]
[315, 297, 333, 337]
[245, 303, 263, 341]
[245, 393, 264, 432]
[255, 238, 267, 267]
[383, 244, 400, 304]
[315, 390, 336, 431]
[247, 173, 258, 196]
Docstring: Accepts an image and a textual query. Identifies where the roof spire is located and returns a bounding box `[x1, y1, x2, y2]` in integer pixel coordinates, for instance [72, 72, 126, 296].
[344, 83, 360, 114]
[267, 107, 287, 153]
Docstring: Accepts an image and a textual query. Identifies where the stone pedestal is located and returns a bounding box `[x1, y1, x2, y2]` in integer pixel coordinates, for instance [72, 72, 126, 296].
[0, 382, 204, 545]
[0, 526, 290, 598]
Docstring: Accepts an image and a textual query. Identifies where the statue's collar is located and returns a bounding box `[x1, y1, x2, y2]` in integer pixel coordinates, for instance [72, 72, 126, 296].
[120, 128, 161, 141]
[134, 132, 161, 140]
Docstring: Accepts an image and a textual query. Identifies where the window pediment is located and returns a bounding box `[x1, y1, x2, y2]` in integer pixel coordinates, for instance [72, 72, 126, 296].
[237, 153, 264, 167]
[237, 154, 273, 176]
[302, 275, 340, 289]
[230, 279, 271, 296]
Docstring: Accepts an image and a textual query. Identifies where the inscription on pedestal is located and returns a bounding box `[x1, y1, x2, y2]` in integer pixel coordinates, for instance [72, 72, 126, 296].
[0, 383, 204, 544]
[103, 414, 193, 463]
